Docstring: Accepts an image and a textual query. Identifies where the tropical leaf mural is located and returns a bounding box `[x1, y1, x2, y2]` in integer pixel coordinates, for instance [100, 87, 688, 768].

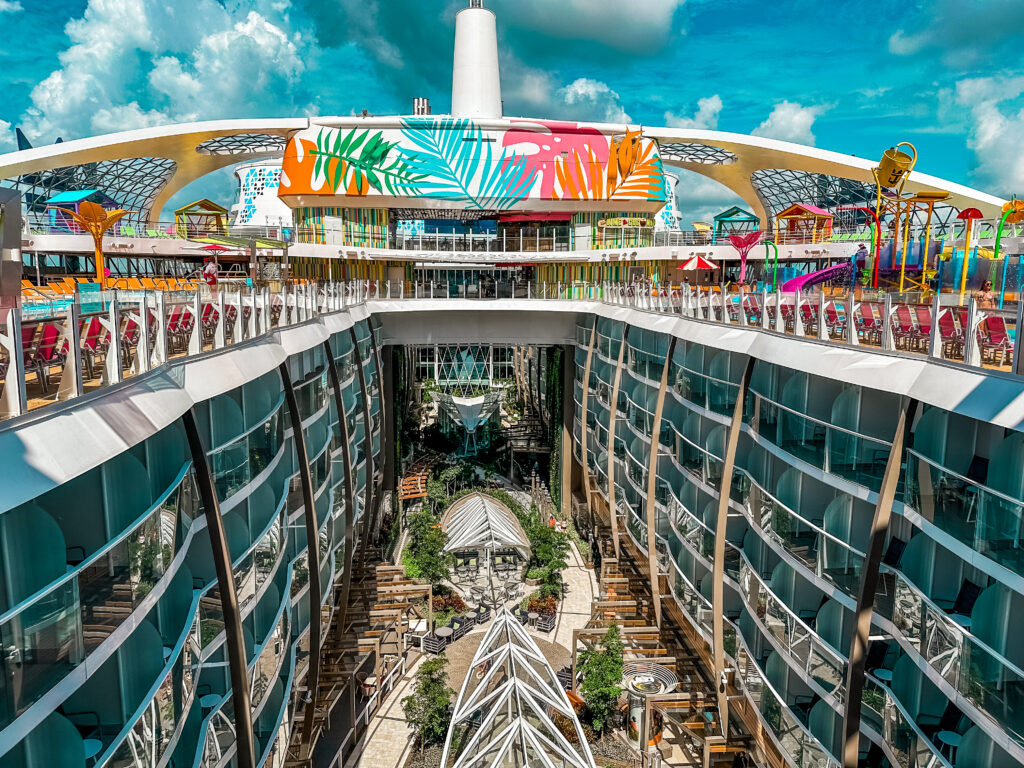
[552, 130, 667, 202]
[397, 117, 539, 210]
[307, 128, 424, 196]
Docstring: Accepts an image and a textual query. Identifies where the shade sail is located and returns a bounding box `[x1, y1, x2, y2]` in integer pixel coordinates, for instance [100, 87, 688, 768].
[441, 493, 530, 558]
[440, 610, 596, 768]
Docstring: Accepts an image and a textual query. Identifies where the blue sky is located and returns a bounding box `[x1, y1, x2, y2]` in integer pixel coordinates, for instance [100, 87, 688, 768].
[0, 0, 1021, 221]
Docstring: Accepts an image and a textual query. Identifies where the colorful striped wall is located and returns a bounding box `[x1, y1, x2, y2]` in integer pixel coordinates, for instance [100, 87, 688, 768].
[296, 207, 390, 247]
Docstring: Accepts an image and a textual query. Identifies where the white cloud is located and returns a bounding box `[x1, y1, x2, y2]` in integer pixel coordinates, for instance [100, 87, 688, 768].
[18, 0, 315, 143]
[888, 0, 1024, 65]
[506, 0, 685, 53]
[953, 75, 1024, 196]
[557, 78, 631, 123]
[664, 95, 722, 129]
[0, 119, 16, 152]
[752, 101, 827, 146]
[0, 0, 23, 11]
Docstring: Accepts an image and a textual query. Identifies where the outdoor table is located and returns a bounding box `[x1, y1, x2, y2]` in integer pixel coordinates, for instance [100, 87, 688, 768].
[199, 693, 221, 711]
[528, 612, 539, 626]
[936, 731, 962, 761]
[435, 626, 454, 640]
[83, 739, 103, 762]
[466, 611, 478, 624]
[873, 669, 893, 683]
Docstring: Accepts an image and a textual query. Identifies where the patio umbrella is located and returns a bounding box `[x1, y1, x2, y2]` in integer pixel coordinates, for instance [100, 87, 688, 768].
[677, 255, 718, 271]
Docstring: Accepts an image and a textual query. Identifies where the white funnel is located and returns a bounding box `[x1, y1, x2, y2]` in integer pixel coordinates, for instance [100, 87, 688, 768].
[451, 1, 502, 118]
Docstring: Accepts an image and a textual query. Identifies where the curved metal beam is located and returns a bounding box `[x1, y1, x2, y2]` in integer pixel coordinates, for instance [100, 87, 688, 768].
[841, 397, 918, 768]
[711, 356, 754, 740]
[578, 317, 598, 530]
[279, 362, 324, 757]
[181, 409, 256, 768]
[644, 337, 676, 628]
[323, 339, 358, 646]
[605, 325, 630, 559]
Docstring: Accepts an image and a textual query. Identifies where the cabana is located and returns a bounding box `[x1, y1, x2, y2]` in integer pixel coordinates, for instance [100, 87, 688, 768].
[440, 610, 596, 768]
[45, 190, 118, 233]
[713, 206, 759, 242]
[775, 203, 834, 244]
[441, 493, 530, 605]
[174, 198, 229, 239]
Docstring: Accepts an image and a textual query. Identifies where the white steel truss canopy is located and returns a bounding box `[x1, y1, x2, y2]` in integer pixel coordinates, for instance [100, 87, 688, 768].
[441, 493, 529, 558]
[440, 610, 596, 768]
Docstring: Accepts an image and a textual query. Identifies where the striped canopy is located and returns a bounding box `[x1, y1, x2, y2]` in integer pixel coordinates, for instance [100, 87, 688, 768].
[441, 492, 530, 558]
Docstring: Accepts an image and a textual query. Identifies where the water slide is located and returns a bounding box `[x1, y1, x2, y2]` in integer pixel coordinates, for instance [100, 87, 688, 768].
[780, 261, 854, 293]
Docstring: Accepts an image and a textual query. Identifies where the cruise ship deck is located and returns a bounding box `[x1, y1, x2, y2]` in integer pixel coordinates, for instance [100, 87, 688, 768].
[0, 3, 1022, 768]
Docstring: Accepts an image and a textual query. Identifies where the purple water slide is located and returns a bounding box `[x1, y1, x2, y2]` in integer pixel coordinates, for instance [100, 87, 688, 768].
[780, 262, 854, 293]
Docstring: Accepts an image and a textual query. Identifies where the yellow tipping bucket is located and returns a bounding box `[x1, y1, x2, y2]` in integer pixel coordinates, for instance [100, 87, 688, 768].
[878, 146, 914, 188]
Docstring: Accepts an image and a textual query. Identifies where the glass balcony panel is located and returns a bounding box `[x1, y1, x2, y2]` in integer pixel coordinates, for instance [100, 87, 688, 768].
[903, 450, 1024, 573]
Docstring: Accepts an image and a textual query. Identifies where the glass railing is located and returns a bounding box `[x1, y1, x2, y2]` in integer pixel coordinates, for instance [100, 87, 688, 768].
[746, 392, 892, 492]
[209, 399, 285, 502]
[734, 641, 841, 768]
[881, 569, 1024, 745]
[235, 511, 286, 619]
[251, 610, 290, 715]
[105, 616, 201, 768]
[739, 563, 846, 698]
[861, 677, 952, 768]
[745, 479, 865, 597]
[626, 340, 667, 381]
[200, 697, 236, 768]
[0, 466, 198, 728]
[902, 449, 1024, 575]
[671, 363, 741, 417]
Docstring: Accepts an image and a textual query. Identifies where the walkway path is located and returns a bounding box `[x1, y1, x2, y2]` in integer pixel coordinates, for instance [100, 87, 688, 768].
[347, 656, 423, 768]
[548, 538, 597, 650]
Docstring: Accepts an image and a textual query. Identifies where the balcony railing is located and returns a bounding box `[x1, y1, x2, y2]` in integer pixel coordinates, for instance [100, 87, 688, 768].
[1, 280, 1019, 429]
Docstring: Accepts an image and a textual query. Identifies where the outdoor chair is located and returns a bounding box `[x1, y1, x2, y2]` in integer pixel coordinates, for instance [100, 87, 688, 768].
[80, 317, 111, 379]
[537, 614, 556, 632]
[891, 305, 917, 350]
[912, 306, 933, 350]
[823, 303, 846, 339]
[937, 309, 963, 359]
[979, 315, 1013, 366]
[422, 635, 446, 655]
[29, 322, 68, 394]
[856, 303, 881, 345]
[799, 302, 818, 335]
[742, 295, 762, 325]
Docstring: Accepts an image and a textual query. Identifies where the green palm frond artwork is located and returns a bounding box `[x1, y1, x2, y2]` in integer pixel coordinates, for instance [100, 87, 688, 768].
[308, 128, 424, 196]
[398, 117, 538, 210]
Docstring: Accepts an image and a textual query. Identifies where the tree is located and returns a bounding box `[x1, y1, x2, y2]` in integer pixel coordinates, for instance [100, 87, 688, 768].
[406, 509, 454, 586]
[578, 623, 624, 735]
[402, 656, 453, 750]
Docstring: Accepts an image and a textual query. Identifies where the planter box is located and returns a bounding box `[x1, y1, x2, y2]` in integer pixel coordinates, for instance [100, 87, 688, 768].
[525, 577, 542, 587]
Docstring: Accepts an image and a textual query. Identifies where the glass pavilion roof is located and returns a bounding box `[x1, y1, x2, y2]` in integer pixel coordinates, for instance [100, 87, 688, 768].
[440, 610, 596, 768]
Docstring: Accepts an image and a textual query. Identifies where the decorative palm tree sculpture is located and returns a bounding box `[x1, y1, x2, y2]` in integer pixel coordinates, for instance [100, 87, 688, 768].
[728, 229, 766, 285]
[47, 201, 135, 289]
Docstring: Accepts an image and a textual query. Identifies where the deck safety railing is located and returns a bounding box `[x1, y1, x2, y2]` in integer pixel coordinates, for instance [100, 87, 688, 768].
[0, 279, 1020, 424]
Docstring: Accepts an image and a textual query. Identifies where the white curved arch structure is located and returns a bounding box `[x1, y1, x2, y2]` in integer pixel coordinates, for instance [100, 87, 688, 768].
[0, 116, 1005, 225]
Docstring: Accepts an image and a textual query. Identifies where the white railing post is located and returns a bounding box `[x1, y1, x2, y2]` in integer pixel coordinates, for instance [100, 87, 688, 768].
[964, 299, 982, 367]
[57, 300, 85, 400]
[103, 296, 123, 385]
[528, 281, 532, 300]
[214, 291, 227, 348]
[818, 291, 829, 341]
[245, 291, 257, 340]
[0, 307, 27, 418]
[761, 288, 770, 330]
[881, 293, 895, 351]
[774, 287, 785, 333]
[846, 294, 858, 346]
[133, 293, 151, 374]
[231, 291, 244, 345]
[152, 291, 168, 366]
[189, 291, 203, 355]
[928, 293, 942, 358]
